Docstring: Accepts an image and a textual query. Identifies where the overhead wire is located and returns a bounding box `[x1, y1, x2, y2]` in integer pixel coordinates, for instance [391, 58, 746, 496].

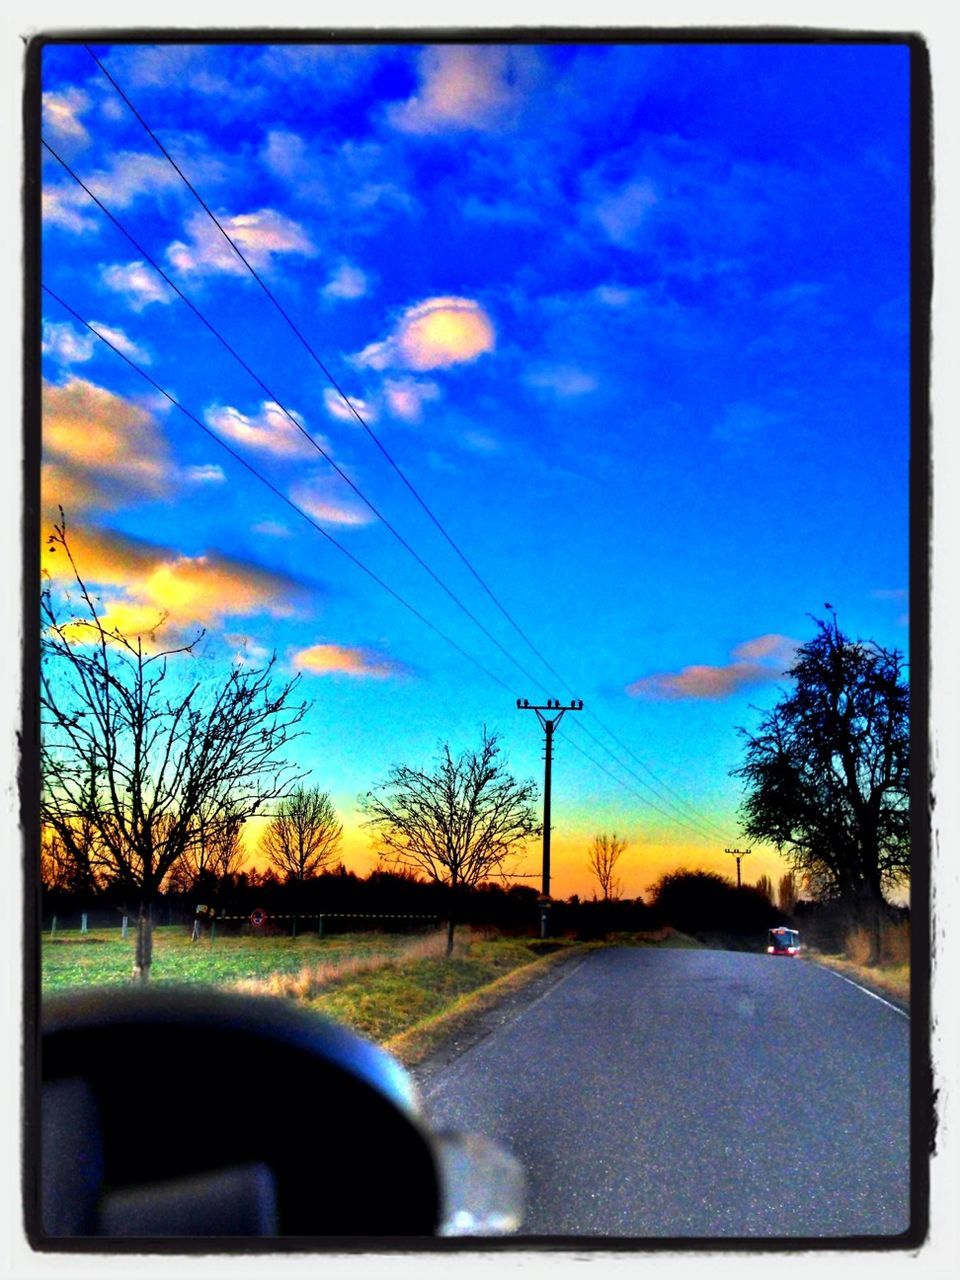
[42, 284, 518, 700]
[61, 46, 741, 843]
[40, 136, 553, 701]
[41, 136, 730, 843]
[84, 42, 567, 684]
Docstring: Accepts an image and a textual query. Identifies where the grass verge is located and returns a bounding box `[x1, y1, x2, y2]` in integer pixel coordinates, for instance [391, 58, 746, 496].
[383, 941, 597, 1066]
[805, 952, 910, 1006]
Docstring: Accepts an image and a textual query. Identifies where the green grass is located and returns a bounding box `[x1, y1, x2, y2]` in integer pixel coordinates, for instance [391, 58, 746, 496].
[304, 938, 540, 1042]
[40, 926, 440, 991]
[40, 926, 552, 1044]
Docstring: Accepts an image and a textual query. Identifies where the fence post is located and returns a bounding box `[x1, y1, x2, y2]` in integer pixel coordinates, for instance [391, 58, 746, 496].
[50, 916, 57, 938]
[81, 912, 88, 934]
[318, 914, 324, 937]
[121, 915, 128, 940]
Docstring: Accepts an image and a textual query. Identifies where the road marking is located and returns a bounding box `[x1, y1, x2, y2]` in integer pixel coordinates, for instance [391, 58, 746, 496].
[820, 965, 910, 1019]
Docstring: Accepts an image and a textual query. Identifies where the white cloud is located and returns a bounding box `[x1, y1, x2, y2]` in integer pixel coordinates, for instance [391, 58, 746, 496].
[383, 377, 441, 423]
[42, 322, 95, 365]
[88, 323, 151, 364]
[42, 88, 91, 143]
[322, 262, 370, 301]
[204, 402, 319, 459]
[252, 520, 292, 539]
[593, 284, 639, 308]
[593, 180, 658, 246]
[291, 475, 373, 528]
[354, 297, 495, 372]
[261, 130, 306, 179]
[100, 261, 174, 311]
[322, 387, 377, 424]
[525, 365, 598, 398]
[166, 208, 314, 277]
[184, 464, 226, 485]
[84, 151, 184, 210]
[43, 186, 98, 234]
[388, 45, 538, 134]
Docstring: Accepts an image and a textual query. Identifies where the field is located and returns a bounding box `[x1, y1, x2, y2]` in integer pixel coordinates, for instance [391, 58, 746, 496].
[40, 925, 567, 1051]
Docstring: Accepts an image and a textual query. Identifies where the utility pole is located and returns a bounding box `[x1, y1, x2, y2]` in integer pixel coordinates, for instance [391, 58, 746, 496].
[725, 847, 752, 888]
[517, 698, 584, 937]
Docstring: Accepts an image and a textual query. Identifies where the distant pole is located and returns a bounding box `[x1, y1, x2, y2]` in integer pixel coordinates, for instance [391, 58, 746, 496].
[517, 698, 584, 937]
[725, 847, 752, 888]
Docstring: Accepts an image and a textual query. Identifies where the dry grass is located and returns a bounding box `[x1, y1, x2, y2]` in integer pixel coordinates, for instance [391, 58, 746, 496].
[809, 918, 911, 1006]
[844, 920, 910, 967]
[231, 929, 451, 1001]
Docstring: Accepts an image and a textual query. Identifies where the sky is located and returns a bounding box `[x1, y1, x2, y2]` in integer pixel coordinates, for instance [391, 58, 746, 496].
[36, 36, 913, 901]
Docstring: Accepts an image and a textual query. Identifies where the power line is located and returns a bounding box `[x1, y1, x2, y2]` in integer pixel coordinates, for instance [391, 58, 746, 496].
[559, 727, 727, 844]
[40, 136, 553, 702]
[84, 42, 568, 690]
[42, 285, 518, 699]
[65, 51, 742, 843]
[570, 715, 737, 843]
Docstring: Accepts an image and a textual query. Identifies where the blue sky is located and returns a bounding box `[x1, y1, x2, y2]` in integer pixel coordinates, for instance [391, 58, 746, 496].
[38, 38, 913, 898]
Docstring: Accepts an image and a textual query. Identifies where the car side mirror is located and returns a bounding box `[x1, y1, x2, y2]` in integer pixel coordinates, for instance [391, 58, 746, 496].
[36, 987, 524, 1241]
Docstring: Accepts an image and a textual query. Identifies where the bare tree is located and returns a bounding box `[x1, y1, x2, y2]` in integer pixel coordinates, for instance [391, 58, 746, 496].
[778, 871, 798, 914]
[587, 832, 626, 901]
[259, 787, 343, 882]
[360, 729, 539, 954]
[40, 819, 101, 895]
[165, 805, 246, 894]
[755, 873, 775, 904]
[40, 516, 309, 979]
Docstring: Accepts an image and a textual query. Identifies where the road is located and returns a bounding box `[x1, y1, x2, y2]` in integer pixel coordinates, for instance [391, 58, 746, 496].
[416, 946, 912, 1239]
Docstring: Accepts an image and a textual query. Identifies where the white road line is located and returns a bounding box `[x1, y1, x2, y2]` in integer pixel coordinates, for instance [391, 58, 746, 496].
[819, 965, 910, 1019]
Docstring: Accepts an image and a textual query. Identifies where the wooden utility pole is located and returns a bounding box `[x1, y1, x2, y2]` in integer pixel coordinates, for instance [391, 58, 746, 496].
[725, 846, 752, 888]
[517, 698, 583, 936]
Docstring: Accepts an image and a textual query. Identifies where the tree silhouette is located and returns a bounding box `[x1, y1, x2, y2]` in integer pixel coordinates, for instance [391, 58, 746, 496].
[40, 515, 309, 979]
[360, 728, 539, 954]
[260, 787, 343, 883]
[587, 832, 626, 901]
[734, 614, 909, 940]
[755, 873, 775, 905]
[778, 871, 798, 914]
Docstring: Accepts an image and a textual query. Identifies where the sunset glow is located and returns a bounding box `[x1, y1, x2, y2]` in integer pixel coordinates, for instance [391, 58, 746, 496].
[38, 38, 911, 901]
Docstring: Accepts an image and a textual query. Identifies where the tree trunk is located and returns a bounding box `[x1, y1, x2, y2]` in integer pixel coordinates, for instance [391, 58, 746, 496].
[854, 881, 885, 966]
[132, 902, 153, 981]
[445, 914, 456, 957]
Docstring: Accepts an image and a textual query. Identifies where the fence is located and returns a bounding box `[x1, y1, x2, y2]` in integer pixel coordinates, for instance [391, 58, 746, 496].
[42, 909, 441, 940]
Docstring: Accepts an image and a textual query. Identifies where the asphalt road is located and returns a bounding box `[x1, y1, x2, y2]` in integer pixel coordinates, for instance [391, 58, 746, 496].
[416, 946, 912, 1239]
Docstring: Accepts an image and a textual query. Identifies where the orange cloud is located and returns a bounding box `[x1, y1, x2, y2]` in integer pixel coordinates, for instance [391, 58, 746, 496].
[355, 296, 495, 372]
[292, 643, 403, 680]
[42, 520, 305, 645]
[42, 377, 172, 515]
[627, 634, 797, 701]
